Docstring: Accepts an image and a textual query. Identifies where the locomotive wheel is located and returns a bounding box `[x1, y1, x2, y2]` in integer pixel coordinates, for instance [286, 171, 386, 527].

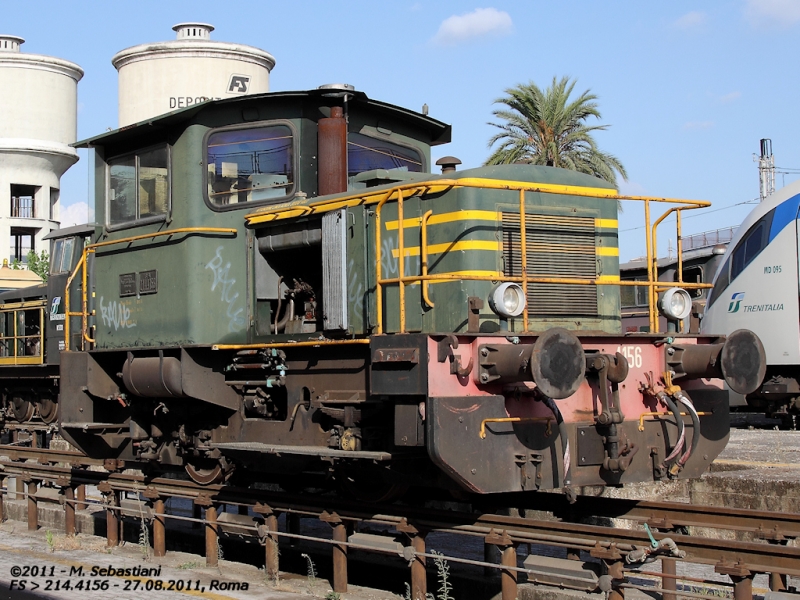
[38, 397, 58, 424]
[185, 457, 233, 485]
[9, 395, 34, 423]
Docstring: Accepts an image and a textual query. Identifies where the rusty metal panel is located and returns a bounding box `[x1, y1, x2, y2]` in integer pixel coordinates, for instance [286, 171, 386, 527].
[370, 334, 428, 396]
[576, 426, 605, 466]
[373, 348, 419, 364]
[426, 395, 557, 493]
[394, 403, 424, 446]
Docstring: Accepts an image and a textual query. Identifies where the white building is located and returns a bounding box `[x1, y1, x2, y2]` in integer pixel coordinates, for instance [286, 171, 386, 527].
[112, 23, 275, 127]
[0, 35, 83, 265]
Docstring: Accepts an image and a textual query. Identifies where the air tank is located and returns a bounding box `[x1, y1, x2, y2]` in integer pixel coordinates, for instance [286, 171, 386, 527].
[0, 35, 83, 263]
[112, 23, 275, 127]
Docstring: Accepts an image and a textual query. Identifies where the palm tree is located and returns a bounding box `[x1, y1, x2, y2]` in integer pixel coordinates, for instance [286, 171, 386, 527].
[485, 76, 627, 187]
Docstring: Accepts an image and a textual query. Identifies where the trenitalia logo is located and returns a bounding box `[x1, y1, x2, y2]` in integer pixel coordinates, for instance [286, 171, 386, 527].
[728, 292, 745, 313]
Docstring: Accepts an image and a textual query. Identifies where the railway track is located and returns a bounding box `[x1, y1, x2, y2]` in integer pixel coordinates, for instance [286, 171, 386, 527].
[0, 444, 796, 600]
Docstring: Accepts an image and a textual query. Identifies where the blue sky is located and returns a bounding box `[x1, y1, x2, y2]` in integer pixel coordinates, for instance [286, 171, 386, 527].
[5, 0, 800, 260]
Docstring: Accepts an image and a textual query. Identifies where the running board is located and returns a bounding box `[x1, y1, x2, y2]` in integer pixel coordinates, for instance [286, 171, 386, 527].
[211, 442, 392, 461]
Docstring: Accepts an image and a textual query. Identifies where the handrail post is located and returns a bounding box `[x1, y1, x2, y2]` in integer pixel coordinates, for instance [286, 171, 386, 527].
[421, 210, 434, 308]
[374, 194, 391, 334]
[81, 249, 90, 349]
[676, 209, 683, 284]
[519, 189, 529, 332]
[64, 251, 86, 352]
[397, 190, 406, 333]
[643, 199, 655, 332]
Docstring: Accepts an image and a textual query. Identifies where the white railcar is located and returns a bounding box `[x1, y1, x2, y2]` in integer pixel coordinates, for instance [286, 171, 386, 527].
[702, 178, 800, 416]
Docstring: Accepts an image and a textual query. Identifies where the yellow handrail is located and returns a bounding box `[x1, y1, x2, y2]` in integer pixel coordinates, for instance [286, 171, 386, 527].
[480, 416, 553, 439]
[397, 190, 406, 333]
[638, 411, 711, 431]
[361, 178, 711, 334]
[421, 210, 434, 308]
[65, 227, 237, 351]
[518, 189, 529, 332]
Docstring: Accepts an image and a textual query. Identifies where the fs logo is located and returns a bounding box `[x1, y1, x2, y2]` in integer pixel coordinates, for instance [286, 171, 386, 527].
[728, 292, 745, 313]
[50, 296, 61, 317]
[50, 296, 65, 321]
[227, 74, 250, 94]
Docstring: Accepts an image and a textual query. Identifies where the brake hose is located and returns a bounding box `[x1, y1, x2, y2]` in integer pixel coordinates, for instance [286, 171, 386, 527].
[673, 390, 701, 469]
[541, 393, 571, 486]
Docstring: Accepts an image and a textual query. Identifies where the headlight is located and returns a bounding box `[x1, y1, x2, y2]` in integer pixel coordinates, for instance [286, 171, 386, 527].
[489, 283, 526, 318]
[659, 287, 692, 320]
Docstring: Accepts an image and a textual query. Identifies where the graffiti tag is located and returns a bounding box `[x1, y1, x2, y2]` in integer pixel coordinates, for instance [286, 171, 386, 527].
[206, 246, 245, 332]
[99, 296, 136, 330]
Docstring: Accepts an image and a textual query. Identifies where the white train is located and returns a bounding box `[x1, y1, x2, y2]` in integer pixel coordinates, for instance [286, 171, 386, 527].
[702, 178, 800, 417]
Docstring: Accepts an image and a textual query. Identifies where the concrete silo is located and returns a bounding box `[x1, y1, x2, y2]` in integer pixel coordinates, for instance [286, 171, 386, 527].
[0, 35, 83, 264]
[112, 23, 275, 127]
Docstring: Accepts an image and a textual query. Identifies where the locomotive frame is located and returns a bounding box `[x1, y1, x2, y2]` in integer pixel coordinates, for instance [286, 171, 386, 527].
[0, 87, 765, 498]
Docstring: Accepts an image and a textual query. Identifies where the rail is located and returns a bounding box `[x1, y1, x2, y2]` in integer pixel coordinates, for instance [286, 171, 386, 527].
[247, 177, 712, 334]
[64, 227, 237, 351]
[0, 451, 797, 599]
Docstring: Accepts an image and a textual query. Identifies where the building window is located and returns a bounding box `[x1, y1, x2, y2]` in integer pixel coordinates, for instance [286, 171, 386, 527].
[10, 227, 35, 264]
[108, 145, 170, 226]
[206, 124, 294, 206]
[10, 184, 37, 219]
[50, 188, 59, 221]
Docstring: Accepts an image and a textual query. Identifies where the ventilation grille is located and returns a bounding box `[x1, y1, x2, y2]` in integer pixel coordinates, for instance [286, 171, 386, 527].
[502, 213, 598, 317]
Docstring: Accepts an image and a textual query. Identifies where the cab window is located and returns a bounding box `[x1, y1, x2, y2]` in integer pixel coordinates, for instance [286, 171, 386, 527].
[108, 145, 170, 226]
[677, 266, 703, 298]
[206, 124, 294, 206]
[620, 278, 648, 307]
[347, 132, 423, 185]
[708, 209, 774, 307]
[49, 237, 75, 275]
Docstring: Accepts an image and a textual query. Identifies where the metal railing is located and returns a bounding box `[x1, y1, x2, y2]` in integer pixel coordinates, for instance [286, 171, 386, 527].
[10, 197, 34, 219]
[248, 177, 711, 335]
[682, 226, 736, 251]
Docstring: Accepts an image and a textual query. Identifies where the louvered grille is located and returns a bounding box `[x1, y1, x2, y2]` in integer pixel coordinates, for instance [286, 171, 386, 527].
[502, 213, 598, 316]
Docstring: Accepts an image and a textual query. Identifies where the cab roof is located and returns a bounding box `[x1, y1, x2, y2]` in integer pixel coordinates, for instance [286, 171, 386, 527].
[74, 89, 451, 149]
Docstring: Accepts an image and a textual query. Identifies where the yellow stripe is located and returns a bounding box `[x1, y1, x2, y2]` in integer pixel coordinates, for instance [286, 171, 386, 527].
[391, 240, 502, 257]
[386, 210, 499, 230]
[595, 218, 618, 228]
[596, 247, 619, 256]
[597, 275, 621, 282]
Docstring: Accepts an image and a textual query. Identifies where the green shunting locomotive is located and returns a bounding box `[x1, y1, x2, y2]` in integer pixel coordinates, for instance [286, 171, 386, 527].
[0, 86, 765, 498]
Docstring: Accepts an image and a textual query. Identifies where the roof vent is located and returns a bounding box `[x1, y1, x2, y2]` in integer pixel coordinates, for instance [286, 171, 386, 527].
[173, 23, 214, 40]
[0, 35, 24, 52]
[436, 156, 462, 174]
